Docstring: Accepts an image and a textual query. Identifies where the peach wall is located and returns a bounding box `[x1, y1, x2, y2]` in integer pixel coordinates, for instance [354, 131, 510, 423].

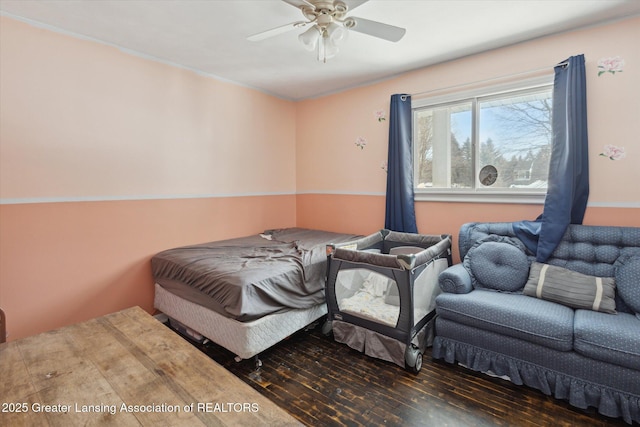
[296, 17, 639, 240]
[0, 196, 296, 341]
[0, 17, 298, 341]
[296, 194, 385, 236]
[0, 17, 296, 200]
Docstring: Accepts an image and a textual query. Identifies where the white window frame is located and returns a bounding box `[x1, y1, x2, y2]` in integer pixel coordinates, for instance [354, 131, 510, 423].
[412, 75, 554, 204]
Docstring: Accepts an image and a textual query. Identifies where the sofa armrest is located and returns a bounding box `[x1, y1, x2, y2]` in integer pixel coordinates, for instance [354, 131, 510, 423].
[438, 264, 473, 294]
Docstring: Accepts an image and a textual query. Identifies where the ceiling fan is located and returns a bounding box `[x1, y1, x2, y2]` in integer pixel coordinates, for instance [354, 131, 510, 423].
[248, 0, 406, 62]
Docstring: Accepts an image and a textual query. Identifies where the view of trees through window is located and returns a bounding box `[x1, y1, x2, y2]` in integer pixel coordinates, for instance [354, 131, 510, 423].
[414, 86, 552, 192]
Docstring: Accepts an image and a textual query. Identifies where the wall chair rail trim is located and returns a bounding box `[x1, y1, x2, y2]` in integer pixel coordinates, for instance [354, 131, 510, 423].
[0, 192, 297, 205]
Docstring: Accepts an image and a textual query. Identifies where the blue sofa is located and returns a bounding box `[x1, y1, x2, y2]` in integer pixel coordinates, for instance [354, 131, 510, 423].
[432, 222, 640, 424]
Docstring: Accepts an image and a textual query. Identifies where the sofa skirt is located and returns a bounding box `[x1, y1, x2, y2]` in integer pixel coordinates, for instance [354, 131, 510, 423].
[433, 319, 640, 424]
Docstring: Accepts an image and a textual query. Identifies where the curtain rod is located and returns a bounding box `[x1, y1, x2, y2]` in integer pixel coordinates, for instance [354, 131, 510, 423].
[402, 60, 567, 101]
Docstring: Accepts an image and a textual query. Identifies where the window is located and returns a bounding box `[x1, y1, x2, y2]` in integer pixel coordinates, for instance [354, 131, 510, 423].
[412, 77, 553, 203]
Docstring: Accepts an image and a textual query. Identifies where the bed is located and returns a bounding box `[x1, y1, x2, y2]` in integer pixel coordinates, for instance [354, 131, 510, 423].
[151, 228, 360, 363]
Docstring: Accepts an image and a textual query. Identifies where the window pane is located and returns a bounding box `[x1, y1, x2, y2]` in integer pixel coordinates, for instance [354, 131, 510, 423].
[415, 102, 473, 189]
[478, 90, 552, 189]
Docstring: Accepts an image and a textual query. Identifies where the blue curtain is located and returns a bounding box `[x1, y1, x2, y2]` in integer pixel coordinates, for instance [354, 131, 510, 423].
[384, 94, 418, 233]
[514, 54, 589, 262]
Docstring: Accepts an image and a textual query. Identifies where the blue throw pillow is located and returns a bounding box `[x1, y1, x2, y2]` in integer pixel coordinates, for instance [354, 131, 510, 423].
[463, 235, 530, 292]
[615, 254, 640, 315]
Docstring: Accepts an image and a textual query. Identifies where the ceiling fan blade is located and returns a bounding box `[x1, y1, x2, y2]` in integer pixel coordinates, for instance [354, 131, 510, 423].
[247, 21, 307, 42]
[282, 0, 369, 12]
[347, 16, 406, 42]
[342, 0, 369, 12]
[281, 0, 315, 9]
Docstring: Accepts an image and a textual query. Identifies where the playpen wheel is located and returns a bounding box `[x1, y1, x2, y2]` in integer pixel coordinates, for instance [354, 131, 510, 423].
[321, 320, 333, 336]
[405, 346, 423, 374]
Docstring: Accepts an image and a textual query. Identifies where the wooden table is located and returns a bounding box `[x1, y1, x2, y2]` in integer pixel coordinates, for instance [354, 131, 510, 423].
[0, 306, 302, 426]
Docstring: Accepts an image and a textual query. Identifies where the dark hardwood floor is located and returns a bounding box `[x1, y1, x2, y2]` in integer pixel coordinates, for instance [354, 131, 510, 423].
[172, 320, 630, 427]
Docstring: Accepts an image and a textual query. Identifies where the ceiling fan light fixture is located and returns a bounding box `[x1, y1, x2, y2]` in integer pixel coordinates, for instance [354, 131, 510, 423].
[298, 25, 320, 51]
[326, 21, 348, 45]
[319, 36, 340, 62]
[249, 0, 406, 62]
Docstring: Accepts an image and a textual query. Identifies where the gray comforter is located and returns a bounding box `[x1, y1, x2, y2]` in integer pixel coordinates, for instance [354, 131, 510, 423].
[151, 228, 359, 321]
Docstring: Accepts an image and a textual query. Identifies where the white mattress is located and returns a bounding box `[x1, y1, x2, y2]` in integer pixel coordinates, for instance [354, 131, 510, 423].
[154, 283, 327, 360]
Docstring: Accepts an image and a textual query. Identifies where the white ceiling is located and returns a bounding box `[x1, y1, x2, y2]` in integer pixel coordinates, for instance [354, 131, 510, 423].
[2, 0, 639, 100]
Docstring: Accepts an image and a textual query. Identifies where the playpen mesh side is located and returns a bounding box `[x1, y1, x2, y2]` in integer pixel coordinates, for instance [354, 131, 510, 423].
[334, 257, 448, 328]
[335, 269, 404, 326]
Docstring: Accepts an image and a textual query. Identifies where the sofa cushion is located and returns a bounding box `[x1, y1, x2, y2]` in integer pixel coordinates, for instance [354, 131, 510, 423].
[435, 291, 574, 351]
[615, 254, 640, 315]
[574, 310, 640, 371]
[463, 235, 529, 292]
[523, 262, 616, 314]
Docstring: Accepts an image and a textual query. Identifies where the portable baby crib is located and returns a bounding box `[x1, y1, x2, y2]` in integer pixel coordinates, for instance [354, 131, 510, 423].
[324, 230, 452, 373]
